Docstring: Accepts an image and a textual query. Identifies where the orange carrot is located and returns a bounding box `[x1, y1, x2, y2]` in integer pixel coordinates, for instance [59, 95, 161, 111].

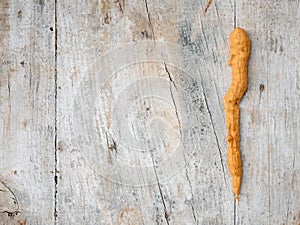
[223, 27, 251, 202]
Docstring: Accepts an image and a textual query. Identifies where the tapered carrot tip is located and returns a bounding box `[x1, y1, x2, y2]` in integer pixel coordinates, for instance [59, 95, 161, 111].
[232, 175, 242, 203]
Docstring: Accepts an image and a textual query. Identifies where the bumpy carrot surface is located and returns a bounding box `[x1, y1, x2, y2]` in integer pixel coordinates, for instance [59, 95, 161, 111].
[223, 27, 250, 202]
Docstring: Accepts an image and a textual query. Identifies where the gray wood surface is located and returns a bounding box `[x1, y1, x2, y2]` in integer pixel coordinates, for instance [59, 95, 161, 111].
[0, 0, 55, 224]
[0, 0, 299, 224]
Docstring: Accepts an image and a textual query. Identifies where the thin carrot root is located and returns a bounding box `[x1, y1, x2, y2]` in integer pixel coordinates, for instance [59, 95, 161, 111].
[224, 27, 251, 202]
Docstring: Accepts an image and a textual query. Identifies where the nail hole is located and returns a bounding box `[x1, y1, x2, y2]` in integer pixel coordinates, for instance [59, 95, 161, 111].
[259, 84, 265, 93]
[17, 10, 22, 18]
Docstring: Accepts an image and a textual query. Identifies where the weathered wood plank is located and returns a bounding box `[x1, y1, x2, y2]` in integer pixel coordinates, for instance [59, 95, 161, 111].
[236, 1, 300, 225]
[0, 0, 55, 224]
[0, 0, 299, 225]
[56, 0, 235, 224]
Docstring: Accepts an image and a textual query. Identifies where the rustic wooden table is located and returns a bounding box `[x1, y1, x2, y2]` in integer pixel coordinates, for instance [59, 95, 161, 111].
[0, 0, 299, 224]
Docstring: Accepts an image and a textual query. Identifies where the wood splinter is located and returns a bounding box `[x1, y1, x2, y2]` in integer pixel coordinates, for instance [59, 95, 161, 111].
[223, 27, 251, 202]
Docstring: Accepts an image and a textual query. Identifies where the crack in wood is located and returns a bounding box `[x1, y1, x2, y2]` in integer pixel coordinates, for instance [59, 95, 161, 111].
[204, 0, 213, 13]
[163, 64, 199, 224]
[164, 63, 177, 90]
[151, 154, 170, 225]
[201, 84, 227, 187]
[144, 0, 155, 40]
[165, 64, 182, 138]
[169, 85, 182, 137]
[7, 75, 10, 99]
[199, 20, 210, 52]
[183, 143, 198, 225]
[105, 132, 117, 164]
[233, 0, 237, 28]
[54, 0, 58, 224]
[234, 198, 237, 225]
[190, 202, 198, 225]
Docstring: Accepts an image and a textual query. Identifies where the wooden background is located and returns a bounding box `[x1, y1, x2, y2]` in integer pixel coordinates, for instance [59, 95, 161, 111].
[0, 0, 299, 224]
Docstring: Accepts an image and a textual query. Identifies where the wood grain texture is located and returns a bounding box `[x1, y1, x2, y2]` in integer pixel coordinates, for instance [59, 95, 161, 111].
[0, 0, 299, 225]
[0, 0, 55, 224]
[236, 1, 300, 224]
[56, 0, 235, 224]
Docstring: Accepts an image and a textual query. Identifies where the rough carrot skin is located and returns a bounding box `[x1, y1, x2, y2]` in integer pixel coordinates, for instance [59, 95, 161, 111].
[223, 27, 250, 202]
